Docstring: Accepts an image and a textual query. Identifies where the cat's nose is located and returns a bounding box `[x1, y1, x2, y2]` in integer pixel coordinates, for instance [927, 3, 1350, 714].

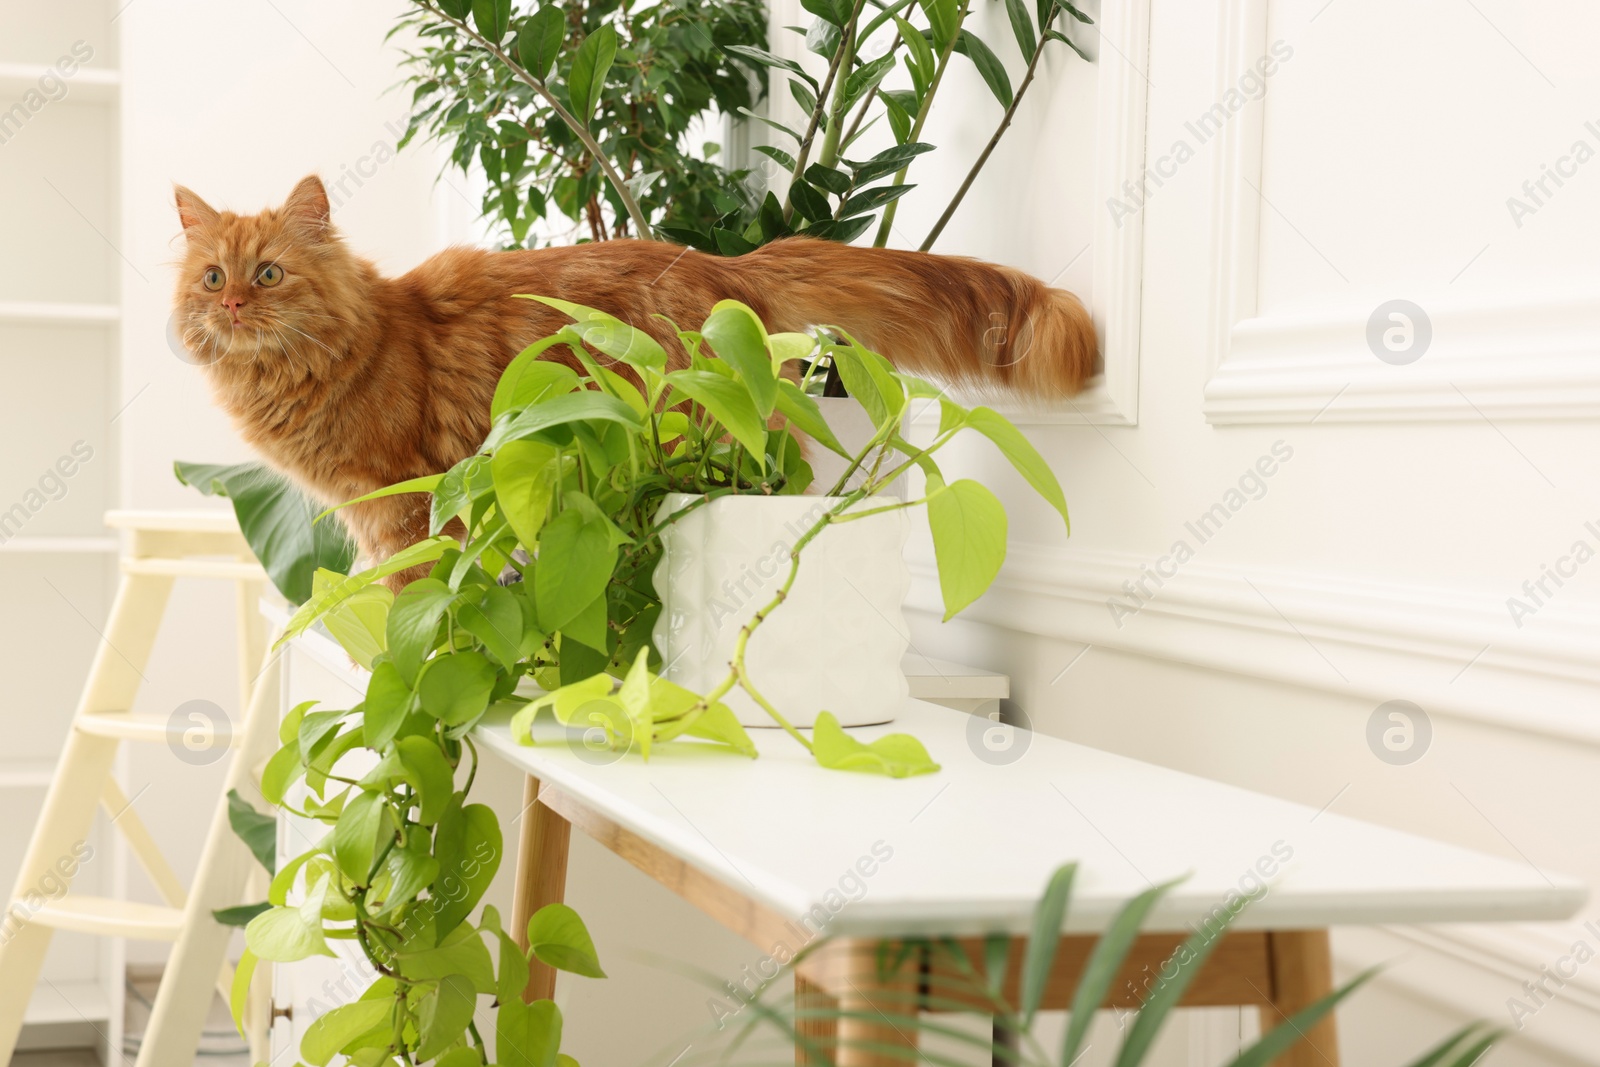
[221, 297, 245, 320]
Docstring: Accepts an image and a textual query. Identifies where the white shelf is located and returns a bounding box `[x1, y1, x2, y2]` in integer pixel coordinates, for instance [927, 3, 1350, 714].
[0, 763, 57, 789]
[0, 63, 119, 103]
[0, 301, 120, 327]
[0, 537, 118, 554]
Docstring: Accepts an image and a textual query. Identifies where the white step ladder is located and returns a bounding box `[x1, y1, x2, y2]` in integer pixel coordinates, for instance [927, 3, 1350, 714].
[0, 511, 283, 1065]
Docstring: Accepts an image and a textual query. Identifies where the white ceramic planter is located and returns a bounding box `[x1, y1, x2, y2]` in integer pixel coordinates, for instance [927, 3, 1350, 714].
[652, 493, 910, 728]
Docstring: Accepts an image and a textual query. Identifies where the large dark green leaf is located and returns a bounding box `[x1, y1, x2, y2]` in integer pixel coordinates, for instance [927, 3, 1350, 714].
[1005, 0, 1038, 59]
[788, 180, 833, 223]
[225, 788, 277, 875]
[956, 29, 1014, 107]
[844, 141, 936, 185]
[836, 182, 916, 219]
[175, 461, 354, 605]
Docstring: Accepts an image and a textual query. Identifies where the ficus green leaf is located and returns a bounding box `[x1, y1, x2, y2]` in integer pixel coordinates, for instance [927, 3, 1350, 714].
[517, 6, 566, 82]
[567, 23, 617, 128]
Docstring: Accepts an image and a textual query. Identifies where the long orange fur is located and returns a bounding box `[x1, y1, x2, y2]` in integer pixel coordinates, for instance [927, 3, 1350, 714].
[173, 175, 1096, 577]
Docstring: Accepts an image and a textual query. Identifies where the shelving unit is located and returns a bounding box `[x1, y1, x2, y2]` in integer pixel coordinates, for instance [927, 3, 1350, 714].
[0, 2, 125, 1059]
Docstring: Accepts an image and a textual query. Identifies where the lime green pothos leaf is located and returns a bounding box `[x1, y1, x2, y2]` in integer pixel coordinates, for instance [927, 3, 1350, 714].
[484, 391, 644, 450]
[228, 947, 258, 1037]
[418, 649, 498, 727]
[430, 801, 502, 937]
[491, 338, 581, 420]
[523, 296, 669, 373]
[320, 581, 392, 670]
[664, 369, 769, 466]
[964, 407, 1070, 532]
[534, 504, 618, 632]
[333, 790, 394, 885]
[386, 578, 456, 686]
[526, 902, 607, 978]
[312, 474, 445, 526]
[300, 998, 392, 1066]
[775, 379, 849, 457]
[277, 538, 453, 645]
[416, 973, 478, 1062]
[701, 299, 777, 418]
[498, 997, 562, 1067]
[362, 660, 414, 751]
[812, 712, 940, 777]
[245, 872, 336, 962]
[925, 475, 1008, 620]
[174, 460, 355, 605]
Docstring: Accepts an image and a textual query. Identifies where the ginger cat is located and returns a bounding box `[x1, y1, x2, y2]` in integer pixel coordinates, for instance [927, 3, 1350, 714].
[172, 175, 1096, 578]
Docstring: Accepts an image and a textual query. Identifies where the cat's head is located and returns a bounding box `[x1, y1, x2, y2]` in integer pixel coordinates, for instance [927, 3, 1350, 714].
[172, 175, 368, 371]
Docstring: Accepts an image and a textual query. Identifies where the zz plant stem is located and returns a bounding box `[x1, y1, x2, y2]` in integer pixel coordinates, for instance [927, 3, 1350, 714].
[872, 0, 970, 248]
[921, 19, 1056, 251]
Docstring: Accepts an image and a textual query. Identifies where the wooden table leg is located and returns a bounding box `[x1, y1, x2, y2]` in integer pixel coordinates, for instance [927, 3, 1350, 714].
[794, 973, 838, 1066]
[1261, 930, 1340, 1067]
[511, 774, 571, 1004]
[829, 940, 921, 1067]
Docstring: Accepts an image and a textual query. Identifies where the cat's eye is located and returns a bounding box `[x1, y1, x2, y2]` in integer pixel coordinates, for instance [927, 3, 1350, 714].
[256, 263, 285, 287]
[202, 267, 224, 291]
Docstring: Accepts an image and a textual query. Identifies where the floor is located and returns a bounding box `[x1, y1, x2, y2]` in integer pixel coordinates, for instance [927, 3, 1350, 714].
[13, 976, 251, 1067]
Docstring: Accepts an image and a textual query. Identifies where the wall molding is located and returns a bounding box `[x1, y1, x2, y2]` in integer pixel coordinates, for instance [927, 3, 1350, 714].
[906, 544, 1600, 748]
[1199, 0, 1600, 425]
[1339, 922, 1600, 1063]
[940, 0, 1150, 427]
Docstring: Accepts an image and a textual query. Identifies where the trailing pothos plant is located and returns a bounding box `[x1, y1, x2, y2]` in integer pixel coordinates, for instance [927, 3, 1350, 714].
[228, 299, 1067, 1064]
[397, 0, 1091, 252]
[279, 297, 1068, 779]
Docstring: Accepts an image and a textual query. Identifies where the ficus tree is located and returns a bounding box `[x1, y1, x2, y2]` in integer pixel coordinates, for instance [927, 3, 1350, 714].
[396, 0, 1092, 252]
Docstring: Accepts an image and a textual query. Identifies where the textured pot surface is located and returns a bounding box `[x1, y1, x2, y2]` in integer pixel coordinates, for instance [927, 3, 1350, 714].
[652, 493, 910, 728]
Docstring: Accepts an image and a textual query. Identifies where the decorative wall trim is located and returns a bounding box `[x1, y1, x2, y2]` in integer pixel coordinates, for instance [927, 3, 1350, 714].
[1199, 0, 1600, 425]
[905, 545, 1600, 748]
[1339, 923, 1600, 1063]
[1205, 294, 1600, 423]
[937, 0, 1151, 427]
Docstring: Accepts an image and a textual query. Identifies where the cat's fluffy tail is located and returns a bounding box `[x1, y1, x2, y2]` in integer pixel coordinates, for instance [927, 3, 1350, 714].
[737, 238, 1098, 398]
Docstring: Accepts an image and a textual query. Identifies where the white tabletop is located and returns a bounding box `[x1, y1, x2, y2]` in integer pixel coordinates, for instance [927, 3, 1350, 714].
[474, 700, 1586, 939]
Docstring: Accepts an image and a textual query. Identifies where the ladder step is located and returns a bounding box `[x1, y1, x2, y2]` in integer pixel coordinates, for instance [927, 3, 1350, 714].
[122, 557, 267, 580]
[75, 711, 236, 749]
[26, 896, 185, 941]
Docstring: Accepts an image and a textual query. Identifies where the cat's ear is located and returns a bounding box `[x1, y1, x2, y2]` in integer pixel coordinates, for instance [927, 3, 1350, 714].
[173, 184, 219, 233]
[282, 175, 331, 236]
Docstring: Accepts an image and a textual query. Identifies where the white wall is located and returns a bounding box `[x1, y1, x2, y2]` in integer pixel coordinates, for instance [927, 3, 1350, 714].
[897, 1, 1600, 1064]
[116, 0, 455, 964]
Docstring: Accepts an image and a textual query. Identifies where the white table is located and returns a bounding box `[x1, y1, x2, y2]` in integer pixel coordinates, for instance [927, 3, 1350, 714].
[477, 698, 1586, 1067]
